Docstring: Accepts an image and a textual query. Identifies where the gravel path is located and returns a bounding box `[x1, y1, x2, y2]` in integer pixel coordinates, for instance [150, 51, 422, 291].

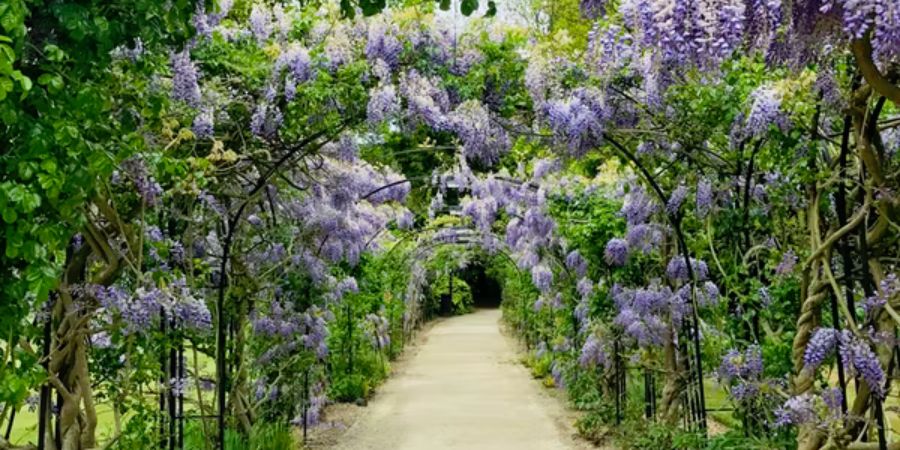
[327, 308, 590, 450]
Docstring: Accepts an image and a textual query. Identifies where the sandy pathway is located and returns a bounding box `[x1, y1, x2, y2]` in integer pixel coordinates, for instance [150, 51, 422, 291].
[327, 309, 589, 450]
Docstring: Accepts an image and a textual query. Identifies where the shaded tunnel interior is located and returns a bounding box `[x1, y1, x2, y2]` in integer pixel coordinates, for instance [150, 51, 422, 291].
[461, 263, 502, 309]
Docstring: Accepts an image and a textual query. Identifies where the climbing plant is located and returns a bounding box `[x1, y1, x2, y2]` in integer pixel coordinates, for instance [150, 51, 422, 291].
[1, 1, 898, 450]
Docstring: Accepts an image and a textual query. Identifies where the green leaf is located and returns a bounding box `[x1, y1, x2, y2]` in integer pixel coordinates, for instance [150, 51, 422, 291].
[359, 0, 386, 16]
[2, 207, 17, 224]
[0, 77, 10, 101]
[485, 1, 497, 16]
[461, 0, 478, 16]
[40, 159, 57, 174]
[439, 0, 451, 10]
[340, 0, 355, 19]
[43, 44, 66, 62]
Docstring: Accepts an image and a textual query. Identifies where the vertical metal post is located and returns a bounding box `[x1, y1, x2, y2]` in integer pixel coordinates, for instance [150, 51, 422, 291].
[38, 304, 52, 450]
[168, 317, 177, 450]
[160, 308, 168, 449]
[614, 339, 622, 425]
[4, 407, 16, 440]
[178, 339, 185, 450]
[216, 260, 229, 450]
[302, 368, 310, 443]
[346, 303, 353, 375]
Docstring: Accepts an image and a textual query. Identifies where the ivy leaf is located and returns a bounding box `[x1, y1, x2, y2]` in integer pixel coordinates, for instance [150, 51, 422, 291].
[461, 0, 478, 16]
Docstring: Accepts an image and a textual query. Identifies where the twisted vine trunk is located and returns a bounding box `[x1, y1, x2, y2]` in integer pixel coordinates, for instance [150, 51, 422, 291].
[794, 75, 899, 448]
[48, 296, 98, 450]
[659, 325, 684, 423]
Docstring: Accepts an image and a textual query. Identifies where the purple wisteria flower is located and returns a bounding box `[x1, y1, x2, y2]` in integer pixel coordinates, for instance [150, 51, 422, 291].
[775, 250, 797, 275]
[580, 0, 608, 19]
[367, 84, 400, 125]
[366, 22, 403, 68]
[696, 179, 713, 218]
[576, 277, 594, 299]
[170, 49, 201, 107]
[666, 256, 709, 281]
[604, 238, 629, 266]
[579, 334, 609, 368]
[120, 157, 163, 206]
[448, 100, 510, 165]
[397, 210, 414, 230]
[839, 330, 886, 398]
[531, 264, 553, 293]
[862, 273, 898, 315]
[804, 327, 838, 372]
[249, 4, 272, 44]
[744, 85, 787, 138]
[565, 250, 588, 277]
[774, 394, 817, 427]
[544, 94, 604, 157]
[192, 107, 214, 139]
[666, 184, 688, 214]
[250, 103, 283, 139]
[620, 185, 657, 226]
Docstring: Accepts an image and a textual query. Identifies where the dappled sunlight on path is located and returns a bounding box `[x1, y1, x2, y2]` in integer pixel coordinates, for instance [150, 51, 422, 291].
[329, 309, 590, 450]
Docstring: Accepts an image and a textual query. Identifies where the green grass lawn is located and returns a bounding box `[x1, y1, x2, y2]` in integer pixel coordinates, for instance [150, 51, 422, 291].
[8, 350, 218, 446]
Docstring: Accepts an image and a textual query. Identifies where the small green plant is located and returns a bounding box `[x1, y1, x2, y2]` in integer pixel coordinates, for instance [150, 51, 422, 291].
[329, 373, 372, 402]
[183, 422, 297, 450]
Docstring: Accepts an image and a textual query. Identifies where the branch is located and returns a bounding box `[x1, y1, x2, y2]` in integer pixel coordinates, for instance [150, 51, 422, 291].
[804, 197, 870, 267]
[851, 35, 900, 105]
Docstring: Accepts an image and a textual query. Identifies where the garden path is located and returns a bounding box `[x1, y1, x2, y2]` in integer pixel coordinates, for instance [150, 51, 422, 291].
[328, 308, 589, 450]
